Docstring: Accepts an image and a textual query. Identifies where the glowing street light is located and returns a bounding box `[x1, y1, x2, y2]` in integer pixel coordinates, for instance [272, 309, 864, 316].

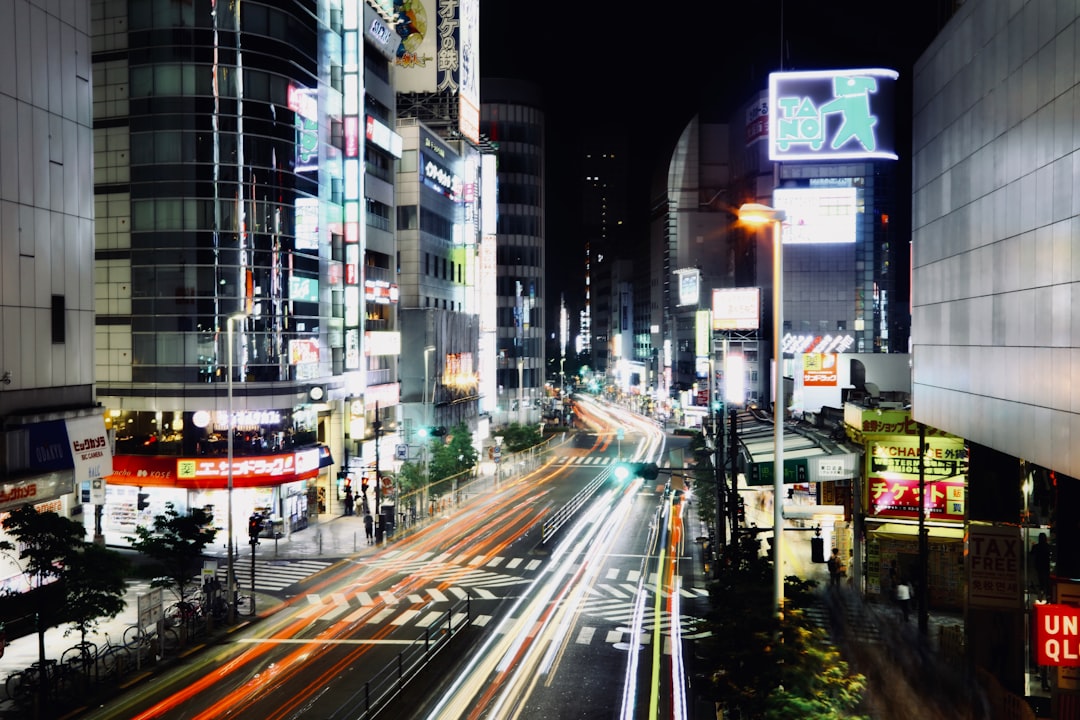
[738, 202, 787, 620]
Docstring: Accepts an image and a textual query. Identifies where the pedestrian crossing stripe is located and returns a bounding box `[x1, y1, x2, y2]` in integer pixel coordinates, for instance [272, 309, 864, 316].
[221, 559, 334, 592]
[556, 456, 613, 465]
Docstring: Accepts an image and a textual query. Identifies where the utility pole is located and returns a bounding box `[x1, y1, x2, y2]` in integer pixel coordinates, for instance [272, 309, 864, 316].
[373, 401, 382, 538]
[728, 405, 740, 544]
[714, 402, 726, 554]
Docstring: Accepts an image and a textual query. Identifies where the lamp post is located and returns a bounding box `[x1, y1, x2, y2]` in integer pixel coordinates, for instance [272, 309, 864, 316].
[738, 202, 786, 620]
[225, 311, 247, 625]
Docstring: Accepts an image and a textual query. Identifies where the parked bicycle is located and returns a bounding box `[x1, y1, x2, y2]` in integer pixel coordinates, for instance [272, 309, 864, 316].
[5, 659, 60, 707]
[123, 622, 180, 662]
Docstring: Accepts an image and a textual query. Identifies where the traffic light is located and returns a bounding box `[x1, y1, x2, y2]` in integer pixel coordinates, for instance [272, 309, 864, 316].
[137, 492, 150, 511]
[248, 514, 264, 541]
[612, 462, 660, 482]
[737, 496, 746, 523]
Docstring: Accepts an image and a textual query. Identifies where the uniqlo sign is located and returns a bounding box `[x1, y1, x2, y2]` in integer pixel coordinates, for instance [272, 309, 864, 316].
[1034, 604, 1080, 666]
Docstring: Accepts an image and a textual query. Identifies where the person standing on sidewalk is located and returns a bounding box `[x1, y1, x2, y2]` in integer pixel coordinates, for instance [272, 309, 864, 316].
[363, 512, 374, 544]
[827, 548, 842, 587]
[896, 577, 912, 621]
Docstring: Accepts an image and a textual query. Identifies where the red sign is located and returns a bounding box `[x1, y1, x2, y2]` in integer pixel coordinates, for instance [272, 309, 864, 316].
[1034, 604, 1080, 666]
[867, 476, 965, 522]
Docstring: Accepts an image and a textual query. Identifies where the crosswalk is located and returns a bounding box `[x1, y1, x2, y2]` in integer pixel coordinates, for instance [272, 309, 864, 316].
[356, 549, 543, 588]
[224, 559, 335, 593]
[555, 456, 614, 466]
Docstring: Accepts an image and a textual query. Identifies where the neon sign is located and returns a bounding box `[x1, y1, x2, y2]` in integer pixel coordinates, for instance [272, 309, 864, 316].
[769, 68, 898, 161]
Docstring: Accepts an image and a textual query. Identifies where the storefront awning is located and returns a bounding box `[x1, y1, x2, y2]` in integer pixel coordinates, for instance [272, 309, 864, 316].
[868, 522, 965, 543]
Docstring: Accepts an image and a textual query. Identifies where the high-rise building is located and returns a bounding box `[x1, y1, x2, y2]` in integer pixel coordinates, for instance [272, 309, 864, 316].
[0, 1, 114, 589]
[479, 79, 546, 426]
[88, 0, 405, 544]
[912, 0, 1079, 699]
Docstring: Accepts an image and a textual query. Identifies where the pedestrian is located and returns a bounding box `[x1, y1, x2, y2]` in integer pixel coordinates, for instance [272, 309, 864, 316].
[1031, 532, 1051, 597]
[827, 548, 842, 587]
[363, 512, 373, 544]
[896, 577, 912, 621]
[343, 488, 354, 516]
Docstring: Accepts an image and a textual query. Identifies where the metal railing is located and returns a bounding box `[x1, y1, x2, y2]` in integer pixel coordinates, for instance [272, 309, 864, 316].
[329, 597, 472, 719]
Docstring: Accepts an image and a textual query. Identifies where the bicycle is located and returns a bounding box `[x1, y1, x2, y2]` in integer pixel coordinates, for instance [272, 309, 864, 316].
[124, 623, 181, 662]
[96, 633, 131, 683]
[61, 638, 98, 667]
[5, 659, 57, 707]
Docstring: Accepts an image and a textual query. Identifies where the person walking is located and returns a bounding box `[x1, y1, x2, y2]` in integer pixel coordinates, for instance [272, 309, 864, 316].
[343, 487, 354, 516]
[363, 511, 374, 544]
[827, 548, 842, 587]
[896, 577, 912, 621]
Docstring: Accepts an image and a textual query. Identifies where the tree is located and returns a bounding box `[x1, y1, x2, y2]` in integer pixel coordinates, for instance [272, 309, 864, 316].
[0, 504, 129, 698]
[428, 423, 477, 481]
[396, 460, 427, 495]
[499, 422, 542, 452]
[127, 503, 217, 603]
[64, 543, 130, 644]
[698, 552, 867, 719]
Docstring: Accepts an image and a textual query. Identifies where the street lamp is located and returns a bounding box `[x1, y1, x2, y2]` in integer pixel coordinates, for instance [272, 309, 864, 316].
[738, 202, 787, 620]
[422, 345, 435, 512]
[226, 311, 248, 624]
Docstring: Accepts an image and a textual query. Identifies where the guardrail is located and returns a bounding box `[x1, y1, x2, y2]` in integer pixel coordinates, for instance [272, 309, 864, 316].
[330, 596, 472, 719]
[539, 472, 609, 546]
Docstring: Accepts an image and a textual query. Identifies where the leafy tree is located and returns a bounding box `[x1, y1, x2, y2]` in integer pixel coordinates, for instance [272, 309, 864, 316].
[127, 502, 217, 602]
[0, 504, 128, 665]
[499, 422, 542, 451]
[396, 460, 427, 495]
[64, 542, 130, 643]
[698, 550, 867, 719]
[428, 423, 477, 481]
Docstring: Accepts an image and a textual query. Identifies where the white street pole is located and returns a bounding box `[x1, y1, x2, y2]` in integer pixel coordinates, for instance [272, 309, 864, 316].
[226, 312, 246, 624]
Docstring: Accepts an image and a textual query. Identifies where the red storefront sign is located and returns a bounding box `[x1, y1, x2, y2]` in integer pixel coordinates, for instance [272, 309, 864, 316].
[1034, 604, 1080, 666]
[109, 449, 321, 489]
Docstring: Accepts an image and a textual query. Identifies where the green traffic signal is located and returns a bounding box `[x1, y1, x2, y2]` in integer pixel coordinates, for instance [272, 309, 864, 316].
[612, 462, 660, 482]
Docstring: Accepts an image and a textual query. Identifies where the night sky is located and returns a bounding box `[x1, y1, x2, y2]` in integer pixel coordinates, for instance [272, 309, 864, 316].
[479, 1, 952, 346]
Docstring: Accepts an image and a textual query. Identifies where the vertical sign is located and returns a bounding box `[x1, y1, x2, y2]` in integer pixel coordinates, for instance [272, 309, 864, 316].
[967, 523, 1022, 609]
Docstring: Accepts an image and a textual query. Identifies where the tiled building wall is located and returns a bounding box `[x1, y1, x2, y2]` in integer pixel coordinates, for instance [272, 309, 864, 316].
[912, 0, 1080, 477]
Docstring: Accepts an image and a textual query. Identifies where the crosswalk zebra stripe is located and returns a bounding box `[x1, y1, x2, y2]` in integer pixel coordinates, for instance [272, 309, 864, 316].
[596, 584, 630, 599]
[467, 555, 485, 566]
[473, 615, 493, 627]
[448, 587, 469, 601]
[627, 570, 641, 582]
[391, 609, 419, 626]
[525, 559, 541, 571]
[576, 626, 595, 644]
[473, 588, 496, 600]
[486, 557, 504, 568]
[407, 593, 423, 604]
[427, 588, 447, 603]
[355, 592, 372, 606]
[605, 568, 619, 580]
[379, 591, 397, 605]
[367, 608, 395, 624]
[417, 611, 444, 628]
[620, 583, 640, 595]
[605, 629, 622, 643]
[505, 558, 522, 569]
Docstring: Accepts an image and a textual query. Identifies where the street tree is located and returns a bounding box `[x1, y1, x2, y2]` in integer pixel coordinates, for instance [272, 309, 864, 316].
[0, 504, 129, 677]
[127, 502, 217, 603]
[499, 422, 541, 452]
[64, 542, 130, 644]
[428, 423, 477, 481]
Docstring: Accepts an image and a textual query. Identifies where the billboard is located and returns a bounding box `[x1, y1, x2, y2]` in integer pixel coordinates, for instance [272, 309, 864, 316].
[769, 68, 898, 161]
[712, 288, 760, 330]
[773, 187, 857, 244]
[675, 268, 700, 306]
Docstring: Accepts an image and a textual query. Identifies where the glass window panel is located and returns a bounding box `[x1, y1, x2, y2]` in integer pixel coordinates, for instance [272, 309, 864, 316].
[132, 199, 155, 231]
[155, 131, 181, 162]
[154, 65, 181, 96]
[156, 198, 183, 230]
[131, 66, 153, 97]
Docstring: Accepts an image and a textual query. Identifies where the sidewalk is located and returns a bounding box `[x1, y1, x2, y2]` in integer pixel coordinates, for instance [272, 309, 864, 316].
[0, 508, 426, 683]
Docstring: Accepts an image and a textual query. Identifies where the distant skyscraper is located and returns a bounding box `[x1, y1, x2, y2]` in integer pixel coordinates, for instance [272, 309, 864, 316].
[480, 79, 546, 425]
